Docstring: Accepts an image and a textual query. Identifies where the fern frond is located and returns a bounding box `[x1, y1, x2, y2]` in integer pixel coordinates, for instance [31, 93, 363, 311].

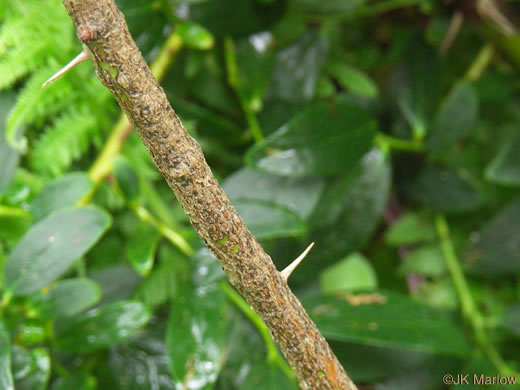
[30, 106, 98, 176]
[6, 61, 79, 149]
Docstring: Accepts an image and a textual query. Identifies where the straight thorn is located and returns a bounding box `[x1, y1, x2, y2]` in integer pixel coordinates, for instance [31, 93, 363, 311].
[281, 242, 315, 282]
[42, 50, 89, 88]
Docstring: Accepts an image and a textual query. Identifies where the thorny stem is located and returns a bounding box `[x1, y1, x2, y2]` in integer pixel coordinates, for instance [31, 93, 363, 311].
[435, 214, 519, 378]
[81, 32, 183, 204]
[62, 1, 356, 388]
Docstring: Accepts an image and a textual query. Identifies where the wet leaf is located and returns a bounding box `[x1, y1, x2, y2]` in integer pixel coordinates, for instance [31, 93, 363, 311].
[55, 301, 151, 352]
[11, 346, 50, 390]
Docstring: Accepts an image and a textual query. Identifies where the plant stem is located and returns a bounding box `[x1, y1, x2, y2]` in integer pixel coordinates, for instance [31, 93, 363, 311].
[80, 32, 184, 205]
[133, 205, 194, 257]
[219, 281, 296, 380]
[375, 132, 424, 152]
[465, 44, 494, 83]
[435, 214, 519, 377]
[0, 205, 29, 218]
[223, 38, 264, 143]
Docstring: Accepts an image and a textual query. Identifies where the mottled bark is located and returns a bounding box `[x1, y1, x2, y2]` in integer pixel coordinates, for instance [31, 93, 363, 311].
[61, 1, 357, 389]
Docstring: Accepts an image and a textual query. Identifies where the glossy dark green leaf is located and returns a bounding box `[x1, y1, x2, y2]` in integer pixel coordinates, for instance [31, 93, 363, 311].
[234, 35, 275, 111]
[234, 199, 306, 239]
[465, 200, 520, 276]
[384, 213, 436, 247]
[51, 374, 96, 390]
[166, 249, 228, 390]
[302, 150, 390, 278]
[55, 301, 151, 352]
[246, 101, 376, 177]
[30, 278, 102, 319]
[30, 173, 92, 221]
[294, 0, 365, 14]
[114, 156, 140, 203]
[268, 31, 328, 101]
[176, 20, 214, 50]
[188, 0, 284, 37]
[16, 322, 45, 345]
[426, 82, 478, 155]
[486, 129, 520, 185]
[109, 330, 173, 390]
[0, 92, 19, 193]
[240, 362, 297, 390]
[320, 253, 378, 294]
[11, 346, 50, 390]
[125, 224, 160, 277]
[134, 260, 178, 307]
[4, 207, 111, 296]
[0, 321, 13, 390]
[223, 167, 323, 219]
[404, 165, 483, 213]
[303, 291, 470, 356]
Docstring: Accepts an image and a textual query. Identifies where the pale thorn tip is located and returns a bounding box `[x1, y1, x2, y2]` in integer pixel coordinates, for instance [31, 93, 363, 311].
[42, 50, 89, 88]
[280, 242, 315, 282]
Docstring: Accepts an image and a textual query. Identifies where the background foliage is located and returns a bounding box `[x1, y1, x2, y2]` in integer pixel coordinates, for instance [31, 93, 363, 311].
[1, 0, 520, 389]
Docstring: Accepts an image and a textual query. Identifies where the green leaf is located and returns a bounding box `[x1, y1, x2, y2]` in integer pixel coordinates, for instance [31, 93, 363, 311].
[51, 374, 96, 390]
[166, 249, 228, 390]
[294, 0, 365, 14]
[0, 92, 19, 193]
[11, 346, 50, 390]
[4, 207, 111, 296]
[246, 101, 377, 177]
[326, 63, 378, 98]
[30, 173, 92, 221]
[55, 301, 151, 352]
[465, 200, 520, 276]
[303, 291, 470, 356]
[176, 21, 214, 50]
[399, 245, 447, 277]
[486, 129, 520, 186]
[0, 321, 13, 390]
[403, 164, 483, 213]
[303, 149, 390, 278]
[30, 278, 102, 319]
[268, 31, 329, 101]
[109, 330, 173, 390]
[426, 82, 478, 155]
[240, 362, 297, 390]
[233, 35, 275, 111]
[384, 213, 436, 247]
[320, 253, 378, 294]
[125, 224, 160, 277]
[234, 199, 306, 239]
[113, 156, 140, 203]
[189, 0, 283, 37]
[223, 167, 323, 219]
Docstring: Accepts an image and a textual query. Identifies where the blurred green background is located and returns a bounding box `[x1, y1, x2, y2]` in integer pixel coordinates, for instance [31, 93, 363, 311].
[1, 0, 520, 389]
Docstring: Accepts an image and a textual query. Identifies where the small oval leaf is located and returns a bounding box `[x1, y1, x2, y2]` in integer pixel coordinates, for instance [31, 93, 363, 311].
[4, 207, 111, 296]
